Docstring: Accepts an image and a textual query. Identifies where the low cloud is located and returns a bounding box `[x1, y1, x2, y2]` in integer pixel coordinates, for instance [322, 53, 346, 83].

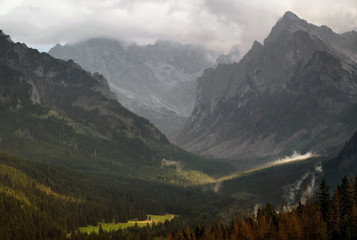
[269, 151, 318, 166]
[283, 162, 324, 207]
[1, 0, 356, 54]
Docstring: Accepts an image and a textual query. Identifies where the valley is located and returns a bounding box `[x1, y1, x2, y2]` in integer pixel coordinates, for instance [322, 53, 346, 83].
[0, 8, 357, 240]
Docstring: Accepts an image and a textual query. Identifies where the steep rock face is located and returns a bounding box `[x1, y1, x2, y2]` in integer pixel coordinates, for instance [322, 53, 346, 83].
[174, 12, 357, 163]
[0, 30, 167, 143]
[49, 39, 216, 134]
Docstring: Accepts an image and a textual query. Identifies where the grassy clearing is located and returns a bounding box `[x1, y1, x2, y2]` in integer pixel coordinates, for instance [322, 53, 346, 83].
[79, 214, 174, 234]
[147, 214, 173, 222]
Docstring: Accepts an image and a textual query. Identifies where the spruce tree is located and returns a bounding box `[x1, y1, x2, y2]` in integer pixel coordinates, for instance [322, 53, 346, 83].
[318, 179, 330, 222]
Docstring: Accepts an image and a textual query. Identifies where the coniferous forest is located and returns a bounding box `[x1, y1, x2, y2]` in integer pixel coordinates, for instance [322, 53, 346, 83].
[62, 177, 357, 240]
[2, 164, 357, 240]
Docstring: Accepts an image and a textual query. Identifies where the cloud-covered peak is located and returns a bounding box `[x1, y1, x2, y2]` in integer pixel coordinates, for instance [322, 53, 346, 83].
[1, 1, 357, 55]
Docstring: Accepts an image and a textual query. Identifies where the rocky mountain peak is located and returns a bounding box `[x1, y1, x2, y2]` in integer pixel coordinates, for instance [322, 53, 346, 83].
[173, 13, 357, 165]
[53, 43, 62, 48]
[264, 11, 308, 44]
[0, 30, 15, 51]
[249, 40, 263, 53]
[0, 30, 12, 41]
[277, 11, 307, 29]
[281, 11, 301, 22]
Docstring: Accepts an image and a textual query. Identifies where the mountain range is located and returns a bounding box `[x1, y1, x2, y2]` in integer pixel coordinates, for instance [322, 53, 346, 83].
[49, 39, 218, 135]
[173, 11, 357, 167]
[1, 10, 357, 239]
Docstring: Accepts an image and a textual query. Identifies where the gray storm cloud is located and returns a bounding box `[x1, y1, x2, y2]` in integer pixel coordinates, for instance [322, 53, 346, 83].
[0, 0, 357, 54]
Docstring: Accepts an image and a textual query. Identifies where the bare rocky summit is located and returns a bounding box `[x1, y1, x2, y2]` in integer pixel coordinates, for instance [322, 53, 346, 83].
[173, 12, 357, 165]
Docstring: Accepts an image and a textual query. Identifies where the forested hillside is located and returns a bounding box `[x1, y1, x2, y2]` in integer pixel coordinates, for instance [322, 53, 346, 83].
[58, 176, 357, 240]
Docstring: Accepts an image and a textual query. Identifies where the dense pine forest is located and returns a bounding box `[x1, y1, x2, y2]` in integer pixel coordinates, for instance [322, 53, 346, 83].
[0, 141, 357, 239]
[0, 149, 228, 239]
[2, 173, 354, 240]
[65, 176, 357, 240]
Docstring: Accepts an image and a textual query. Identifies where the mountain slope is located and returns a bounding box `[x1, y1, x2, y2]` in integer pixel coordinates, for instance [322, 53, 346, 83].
[173, 12, 357, 165]
[323, 129, 357, 189]
[0, 30, 167, 143]
[49, 39, 216, 134]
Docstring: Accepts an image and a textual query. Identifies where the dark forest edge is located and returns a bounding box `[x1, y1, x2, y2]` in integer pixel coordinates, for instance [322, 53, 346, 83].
[2, 174, 354, 240]
[68, 176, 357, 240]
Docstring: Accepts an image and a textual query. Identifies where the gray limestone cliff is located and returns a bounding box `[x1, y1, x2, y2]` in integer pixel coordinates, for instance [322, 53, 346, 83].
[173, 12, 357, 166]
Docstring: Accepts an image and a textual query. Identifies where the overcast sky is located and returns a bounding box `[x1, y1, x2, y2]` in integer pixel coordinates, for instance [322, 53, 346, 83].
[1, 0, 357, 54]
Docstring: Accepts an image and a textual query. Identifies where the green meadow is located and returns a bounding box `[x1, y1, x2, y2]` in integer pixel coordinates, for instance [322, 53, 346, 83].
[79, 214, 174, 234]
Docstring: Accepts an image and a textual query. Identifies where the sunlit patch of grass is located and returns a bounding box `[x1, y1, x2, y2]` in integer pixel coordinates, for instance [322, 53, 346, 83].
[79, 214, 174, 234]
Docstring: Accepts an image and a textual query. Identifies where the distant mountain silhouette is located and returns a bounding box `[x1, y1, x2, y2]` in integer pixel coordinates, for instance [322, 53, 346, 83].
[49, 39, 217, 134]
